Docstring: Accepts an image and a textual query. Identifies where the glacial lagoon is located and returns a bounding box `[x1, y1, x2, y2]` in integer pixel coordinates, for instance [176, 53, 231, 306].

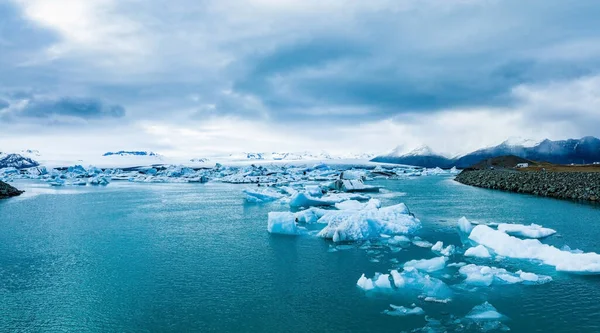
[1, 176, 600, 332]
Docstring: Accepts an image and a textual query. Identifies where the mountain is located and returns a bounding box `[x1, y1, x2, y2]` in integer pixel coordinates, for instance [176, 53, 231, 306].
[372, 137, 600, 168]
[226, 151, 372, 162]
[371, 145, 455, 168]
[0, 153, 40, 169]
[103, 151, 161, 157]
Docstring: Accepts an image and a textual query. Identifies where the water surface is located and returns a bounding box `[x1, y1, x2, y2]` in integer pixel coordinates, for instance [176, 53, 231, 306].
[1, 178, 600, 332]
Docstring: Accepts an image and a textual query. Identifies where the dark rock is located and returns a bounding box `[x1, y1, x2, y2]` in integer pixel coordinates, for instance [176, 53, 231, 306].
[0, 181, 24, 199]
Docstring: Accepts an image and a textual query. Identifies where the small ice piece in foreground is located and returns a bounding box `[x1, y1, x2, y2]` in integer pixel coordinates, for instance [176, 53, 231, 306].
[464, 245, 492, 258]
[459, 264, 552, 287]
[469, 225, 600, 274]
[387, 235, 412, 247]
[412, 237, 434, 248]
[431, 241, 455, 256]
[404, 257, 448, 273]
[465, 302, 506, 321]
[497, 223, 556, 239]
[243, 188, 283, 203]
[356, 274, 375, 291]
[357, 268, 452, 299]
[458, 216, 474, 234]
[267, 212, 298, 235]
[383, 304, 425, 317]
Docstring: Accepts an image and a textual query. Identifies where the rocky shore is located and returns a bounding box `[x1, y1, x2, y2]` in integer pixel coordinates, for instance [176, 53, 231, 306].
[0, 181, 24, 199]
[455, 170, 600, 202]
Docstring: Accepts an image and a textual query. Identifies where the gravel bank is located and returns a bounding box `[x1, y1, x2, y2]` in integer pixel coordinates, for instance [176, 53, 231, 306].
[455, 170, 600, 202]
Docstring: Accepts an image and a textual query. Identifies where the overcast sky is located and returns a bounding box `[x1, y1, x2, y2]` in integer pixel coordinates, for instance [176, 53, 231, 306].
[1, 0, 600, 158]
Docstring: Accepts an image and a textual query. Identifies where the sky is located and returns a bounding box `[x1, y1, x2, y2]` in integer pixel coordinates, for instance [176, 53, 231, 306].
[1, 0, 600, 159]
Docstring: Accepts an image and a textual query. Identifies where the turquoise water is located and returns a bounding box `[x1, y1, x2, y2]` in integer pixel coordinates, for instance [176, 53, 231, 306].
[1, 177, 600, 332]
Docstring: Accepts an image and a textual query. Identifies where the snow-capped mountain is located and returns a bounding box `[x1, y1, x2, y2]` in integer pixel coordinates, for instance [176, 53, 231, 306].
[372, 137, 600, 168]
[0, 153, 40, 169]
[103, 151, 161, 157]
[371, 145, 455, 168]
[226, 151, 371, 162]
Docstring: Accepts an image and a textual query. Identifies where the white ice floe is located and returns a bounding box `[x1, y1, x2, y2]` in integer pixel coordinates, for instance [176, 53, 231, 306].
[267, 212, 299, 235]
[457, 216, 474, 234]
[464, 245, 492, 258]
[459, 264, 552, 286]
[386, 235, 412, 247]
[431, 241, 456, 256]
[243, 188, 284, 203]
[357, 268, 452, 299]
[403, 257, 448, 273]
[412, 237, 434, 248]
[317, 203, 420, 242]
[289, 192, 370, 208]
[383, 304, 425, 317]
[334, 199, 381, 210]
[497, 223, 556, 239]
[469, 225, 600, 274]
[465, 302, 506, 321]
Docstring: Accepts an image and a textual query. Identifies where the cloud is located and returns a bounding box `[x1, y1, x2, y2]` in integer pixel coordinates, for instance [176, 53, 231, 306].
[1, 96, 126, 124]
[2, 0, 600, 157]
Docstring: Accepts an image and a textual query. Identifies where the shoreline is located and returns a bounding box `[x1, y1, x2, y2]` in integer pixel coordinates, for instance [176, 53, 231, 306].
[454, 169, 600, 203]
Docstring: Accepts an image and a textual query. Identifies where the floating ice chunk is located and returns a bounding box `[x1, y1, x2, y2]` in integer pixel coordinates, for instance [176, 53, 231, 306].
[305, 185, 323, 197]
[464, 245, 492, 258]
[458, 216, 474, 234]
[469, 225, 600, 274]
[404, 257, 448, 272]
[88, 176, 110, 186]
[335, 198, 381, 210]
[294, 207, 328, 224]
[357, 268, 451, 299]
[431, 241, 456, 256]
[497, 223, 556, 239]
[383, 304, 425, 317]
[390, 270, 405, 288]
[334, 200, 363, 210]
[374, 274, 392, 289]
[289, 192, 336, 208]
[356, 274, 375, 291]
[289, 192, 369, 208]
[422, 296, 451, 303]
[243, 188, 283, 203]
[431, 241, 443, 252]
[459, 264, 551, 287]
[267, 212, 298, 235]
[387, 235, 412, 247]
[465, 302, 506, 321]
[334, 179, 380, 193]
[412, 237, 433, 248]
[448, 262, 467, 268]
[317, 203, 420, 242]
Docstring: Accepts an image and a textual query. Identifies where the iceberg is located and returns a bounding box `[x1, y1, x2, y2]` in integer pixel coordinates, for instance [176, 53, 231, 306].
[357, 268, 452, 299]
[267, 212, 299, 235]
[289, 192, 369, 208]
[469, 225, 600, 274]
[431, 241, 456, 256]
[317, 203, 420, 242]
[465, 302, 506, 321]
[457, 216, 474, 234]
[497, 223, 556, 239]
[243, 188, 283, 203]
[412, 237, 433, 248]
[382, 304, 425, 317]
[459, 264, 551, 286]
[464, 245, 492, 258]
[403, 257, 448, 273]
